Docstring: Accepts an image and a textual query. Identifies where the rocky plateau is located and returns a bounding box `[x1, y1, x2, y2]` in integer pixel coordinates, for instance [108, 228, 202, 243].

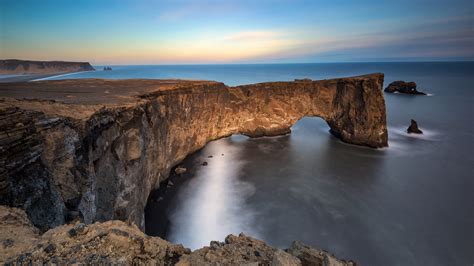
[0, 59, 95, 75]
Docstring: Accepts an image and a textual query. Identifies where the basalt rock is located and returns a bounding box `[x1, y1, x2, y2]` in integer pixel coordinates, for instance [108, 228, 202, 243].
[0, 74, 387, 232]
[0, 206, 353, 265]
[384, 80, 426, 95]
[407, 119, 423, 134]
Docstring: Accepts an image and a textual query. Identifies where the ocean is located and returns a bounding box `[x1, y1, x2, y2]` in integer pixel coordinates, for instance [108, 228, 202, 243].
[47, 62, 474, 265]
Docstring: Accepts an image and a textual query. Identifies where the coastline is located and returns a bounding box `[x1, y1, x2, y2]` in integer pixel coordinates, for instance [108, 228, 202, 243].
[0, 74, 59, 83]
[31, 70, 94, 81]
[0, 71, 92, 83]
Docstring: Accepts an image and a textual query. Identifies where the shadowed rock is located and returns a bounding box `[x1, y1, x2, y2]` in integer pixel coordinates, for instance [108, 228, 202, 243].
[385, 80, 426, 95]
[0, 74, 387, 231]
[407, 119, 423, 134]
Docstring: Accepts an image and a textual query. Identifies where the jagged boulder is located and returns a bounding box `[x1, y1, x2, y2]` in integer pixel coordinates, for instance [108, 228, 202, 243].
[407, 119, 423, 134]
[288, 241, 356, 266]
[385, 81, 426, 95]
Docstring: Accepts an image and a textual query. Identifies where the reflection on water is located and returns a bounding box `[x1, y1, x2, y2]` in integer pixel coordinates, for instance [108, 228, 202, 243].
[166, 139, 259, 249]
[146, 116, 473, 265]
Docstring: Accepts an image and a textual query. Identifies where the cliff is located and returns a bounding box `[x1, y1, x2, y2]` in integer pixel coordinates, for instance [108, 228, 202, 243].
[0, 59, 95, 74]
[0, 206, 355, 265]
[0, 74, 387, 233]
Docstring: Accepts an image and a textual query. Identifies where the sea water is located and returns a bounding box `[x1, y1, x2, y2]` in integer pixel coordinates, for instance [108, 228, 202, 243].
[48, 62, 474, 265]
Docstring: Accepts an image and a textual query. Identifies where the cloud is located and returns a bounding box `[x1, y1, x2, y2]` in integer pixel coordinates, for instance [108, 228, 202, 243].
[221, 31, 283, 42]
[240, 15, 474, 62]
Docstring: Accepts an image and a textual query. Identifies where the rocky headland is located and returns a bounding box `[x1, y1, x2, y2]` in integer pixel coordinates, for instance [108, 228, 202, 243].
[0, 74, 387, 263]
[0, 59, 95, 75]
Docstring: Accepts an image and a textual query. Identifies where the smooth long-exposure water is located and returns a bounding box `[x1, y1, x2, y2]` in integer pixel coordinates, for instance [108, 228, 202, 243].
[48, 62, 473, 265]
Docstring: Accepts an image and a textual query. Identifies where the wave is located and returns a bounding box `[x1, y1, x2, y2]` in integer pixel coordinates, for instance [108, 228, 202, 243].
[389, 126, 440, 141]
[31, 71, 94, 81]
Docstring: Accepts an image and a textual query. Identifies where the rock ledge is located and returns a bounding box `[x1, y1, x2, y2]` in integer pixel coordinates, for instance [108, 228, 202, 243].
[1, 206, 354, 265]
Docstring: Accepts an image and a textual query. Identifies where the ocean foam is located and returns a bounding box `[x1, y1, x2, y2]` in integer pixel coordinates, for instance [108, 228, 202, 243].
[31, 71, 94, 81]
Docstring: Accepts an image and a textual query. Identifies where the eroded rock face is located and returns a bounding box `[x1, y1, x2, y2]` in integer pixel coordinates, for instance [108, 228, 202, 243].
[0, 206, 353, 265]
[0, 74, 387, 231]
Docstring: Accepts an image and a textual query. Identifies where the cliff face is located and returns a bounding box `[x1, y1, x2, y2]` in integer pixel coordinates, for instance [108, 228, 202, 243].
[0, 74, 387, 232]
[0, 59, 95, 74]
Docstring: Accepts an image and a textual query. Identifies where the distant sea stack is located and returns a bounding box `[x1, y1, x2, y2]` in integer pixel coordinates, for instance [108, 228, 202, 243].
[384, 80, 426, 95]
[407, 119, 423, 134]
[0, 59, 95, 75]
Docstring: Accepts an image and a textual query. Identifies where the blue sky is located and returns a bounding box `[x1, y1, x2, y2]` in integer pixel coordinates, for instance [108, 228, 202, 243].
[1, 0, 473, 64]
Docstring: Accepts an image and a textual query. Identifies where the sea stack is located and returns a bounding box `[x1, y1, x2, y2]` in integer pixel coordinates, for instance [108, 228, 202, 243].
[385, 81, 426, 95]
[407, 119, 423, 134]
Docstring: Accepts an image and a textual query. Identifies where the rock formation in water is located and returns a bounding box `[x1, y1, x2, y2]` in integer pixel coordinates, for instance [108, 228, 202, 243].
[0, 206, 354, 265]
[384, 80, 426, 95]
[407, 119, 423, 134]
[0, 59, 95, 74]
[0, 74, 387, 233]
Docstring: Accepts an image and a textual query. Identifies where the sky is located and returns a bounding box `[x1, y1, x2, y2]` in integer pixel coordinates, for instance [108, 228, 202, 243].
[1, 0, 473, 64]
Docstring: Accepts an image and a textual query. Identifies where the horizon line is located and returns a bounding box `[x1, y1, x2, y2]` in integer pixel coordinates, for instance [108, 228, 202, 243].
[91, 60, 474, 66]
[2, 58, 474, 66]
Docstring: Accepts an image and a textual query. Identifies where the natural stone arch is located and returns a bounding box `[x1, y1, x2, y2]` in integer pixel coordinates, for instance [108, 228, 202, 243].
[0, 73, 387, 231]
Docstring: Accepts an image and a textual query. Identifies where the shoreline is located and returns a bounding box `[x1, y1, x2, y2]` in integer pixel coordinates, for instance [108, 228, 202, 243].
[31, 70, 94, 81]
[0, 71, 91, 83]
[0, 74, 59, 83]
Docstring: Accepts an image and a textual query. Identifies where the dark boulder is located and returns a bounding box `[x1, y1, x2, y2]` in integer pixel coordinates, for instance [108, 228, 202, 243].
[407, 119, 423, 134]
[385, 81, 426, 95]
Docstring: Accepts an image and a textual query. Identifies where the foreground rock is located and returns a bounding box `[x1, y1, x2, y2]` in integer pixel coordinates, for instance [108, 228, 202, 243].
[1, 206, 353, 265]
[407, 119, 423, 134]
[0, 74, 387, 231]
[0, 59, 95, 75]
[0, 206, 189, 264]
[384, 81, 426, 95]
[0, 206, 39, 261]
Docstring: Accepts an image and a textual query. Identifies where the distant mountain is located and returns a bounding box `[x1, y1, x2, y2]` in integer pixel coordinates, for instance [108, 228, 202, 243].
[0, 59, 95, 74]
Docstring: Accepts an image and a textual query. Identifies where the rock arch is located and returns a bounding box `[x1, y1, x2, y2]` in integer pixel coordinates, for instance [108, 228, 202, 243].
[0, 73, 387, 230]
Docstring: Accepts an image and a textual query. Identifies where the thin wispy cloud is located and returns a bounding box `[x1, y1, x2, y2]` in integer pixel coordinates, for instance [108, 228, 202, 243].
[221, 31, 283, 42]
[2, 0, 473, 63]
